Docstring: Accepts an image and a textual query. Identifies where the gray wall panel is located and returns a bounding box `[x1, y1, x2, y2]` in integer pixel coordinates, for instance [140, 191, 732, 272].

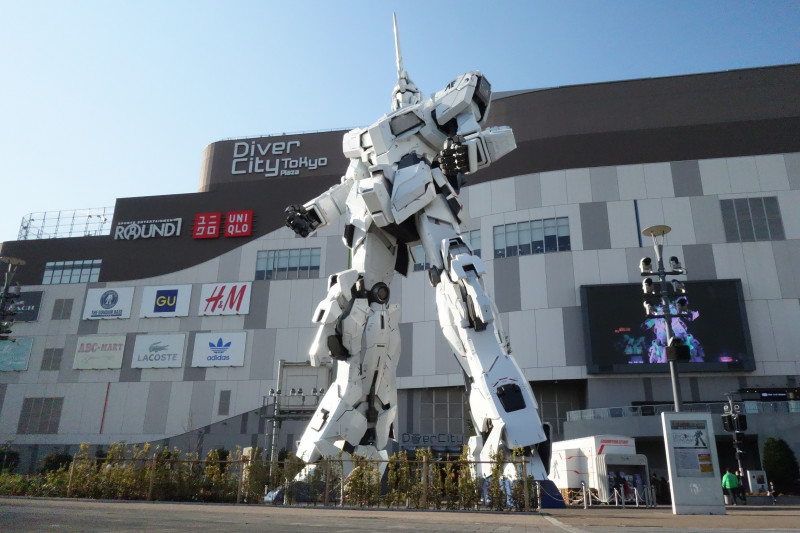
[76, 319, 99, 335]
[249, 328, 277, 380]
[772, 240, 800, 299]
[143, 381, 172, 434]
[217, 248, 243, 282]
[690, 195, 726, 244]
[118, 333, 141, 383]
[0, 383, 6, 416]
[683, 244, 717, 280]
[326, 235, 350, 275]
[57, 336, 79, 383]
[434, 328, 460, 375]
[0, 370, 19, 384]
[182, 332, 206, 382]
[397, 323, 413, 377]
[561, 306, 586, 367]
[243, 280, 270, 330]
[671, 160, 704, 197]
[545, 253, 577, 308]
[514, 173, 541, 209]
[493, 256, 521, 312]
[189, 381, 215, 428]
[589, 167, 620, 202]
[786, 152, 800, 190]
[579, 203, 612, 250]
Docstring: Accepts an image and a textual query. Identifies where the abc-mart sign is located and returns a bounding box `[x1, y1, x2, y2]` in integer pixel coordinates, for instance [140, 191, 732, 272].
[192, 331, 246, 367]
[114, 218, 182, 240]
[82, 288, 134, 320]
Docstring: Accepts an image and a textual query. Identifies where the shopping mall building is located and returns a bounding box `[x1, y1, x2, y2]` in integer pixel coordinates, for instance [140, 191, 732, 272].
[1, 64, 799, 475]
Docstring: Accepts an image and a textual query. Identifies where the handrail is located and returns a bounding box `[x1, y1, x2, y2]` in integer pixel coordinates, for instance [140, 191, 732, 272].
[567, 400, 800, 421]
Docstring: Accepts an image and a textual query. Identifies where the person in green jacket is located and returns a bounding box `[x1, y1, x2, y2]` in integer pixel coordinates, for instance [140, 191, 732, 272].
[722, 468, 739, 505]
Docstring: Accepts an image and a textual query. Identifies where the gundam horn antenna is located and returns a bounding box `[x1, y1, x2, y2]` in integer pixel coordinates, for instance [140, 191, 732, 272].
[390, 13, 422, 111]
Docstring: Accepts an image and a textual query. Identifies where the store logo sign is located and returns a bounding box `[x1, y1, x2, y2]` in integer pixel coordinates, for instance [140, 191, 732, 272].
[225, 210, 253, 237]
[100, 290, 119, 309]
[83, 287, 134, 320]
[230, 140, 328, 177]
[193, 210, 255, 239]
[199, 282, 251, 316]
[154, 289, 178, 312]
[192, 331, 246, 367]
[131, 333, 185, 368]
[193, 212, 221, 239]
[114, 218, 182, 240]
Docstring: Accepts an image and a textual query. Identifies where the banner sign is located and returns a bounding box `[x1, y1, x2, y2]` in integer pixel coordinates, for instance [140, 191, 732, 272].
[0, 338, 34, 371]
[198, 283, 251, 316]
[82, 287, 134, 320]
[139, 285, 192, 318]
[73, 335, 127, 369]
[14, 291, 43, 322]
[192, 332, 246, 367]
[132, 334, 185, 368]
[113, 218, 182, 240]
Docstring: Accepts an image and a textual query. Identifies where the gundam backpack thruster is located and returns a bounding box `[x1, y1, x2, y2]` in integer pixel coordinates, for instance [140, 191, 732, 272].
[285, 15, 550, 481]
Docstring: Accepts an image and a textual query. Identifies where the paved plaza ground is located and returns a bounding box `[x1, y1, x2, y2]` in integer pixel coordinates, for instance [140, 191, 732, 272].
[2, 497, 799, 532]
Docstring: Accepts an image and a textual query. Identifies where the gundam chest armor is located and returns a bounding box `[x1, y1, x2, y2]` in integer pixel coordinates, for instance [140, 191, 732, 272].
[284, 17, 549, 481]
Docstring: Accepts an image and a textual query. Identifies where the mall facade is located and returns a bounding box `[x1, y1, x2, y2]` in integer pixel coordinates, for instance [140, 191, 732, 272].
[1, 64, 799, 475]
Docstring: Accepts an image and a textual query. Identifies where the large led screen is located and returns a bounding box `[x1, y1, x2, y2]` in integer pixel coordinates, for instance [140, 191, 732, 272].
[581, 279, 754, 374]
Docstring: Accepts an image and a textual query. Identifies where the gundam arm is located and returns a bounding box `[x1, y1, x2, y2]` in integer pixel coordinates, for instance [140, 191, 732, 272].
[285, 159, 365, 237]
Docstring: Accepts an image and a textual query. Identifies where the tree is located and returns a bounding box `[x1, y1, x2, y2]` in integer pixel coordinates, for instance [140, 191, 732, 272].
[0, 449, 20, 473]
[762, 437, 800, 493]
[38, 452, 72, 473]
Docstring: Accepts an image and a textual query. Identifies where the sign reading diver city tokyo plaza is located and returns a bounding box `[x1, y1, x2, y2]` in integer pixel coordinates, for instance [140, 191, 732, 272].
[231, 140, 328, 177]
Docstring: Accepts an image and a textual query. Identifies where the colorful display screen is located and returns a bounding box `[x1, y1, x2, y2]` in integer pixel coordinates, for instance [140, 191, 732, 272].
[581, 279, 754, 374]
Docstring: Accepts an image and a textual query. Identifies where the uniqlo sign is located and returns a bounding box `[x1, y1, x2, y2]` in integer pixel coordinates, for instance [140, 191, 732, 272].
[225, 210, 253, 237]
[193, 212, 221, 239]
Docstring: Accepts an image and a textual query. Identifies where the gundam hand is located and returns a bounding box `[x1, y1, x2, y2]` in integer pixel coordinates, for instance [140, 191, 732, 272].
[285, 204, 320, 238]
[438, 138, 470, 178]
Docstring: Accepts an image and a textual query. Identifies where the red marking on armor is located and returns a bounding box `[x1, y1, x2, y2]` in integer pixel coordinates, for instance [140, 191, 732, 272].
[598, 445, 605, 455]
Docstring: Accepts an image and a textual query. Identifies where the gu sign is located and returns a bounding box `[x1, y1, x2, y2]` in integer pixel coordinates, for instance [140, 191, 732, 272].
[198, 282, 251, 316]
[139, 285, 192, 318]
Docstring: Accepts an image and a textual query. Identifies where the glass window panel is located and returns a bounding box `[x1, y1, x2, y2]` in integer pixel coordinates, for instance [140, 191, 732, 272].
[434, 403, 448, 419]
[79, 269, 90, 283]
[89, 268, 100, 282]
[531, 220, 544, 254]
[733, 198, 755, 242]
[764, 196, 785, 240]
[493, 226, 506, 258]
[420, 417, 434, 434]
[544, 218, 558, 252]
[70, 268, 81, 283]
[518, 221, 531, 255]
[720, 200, 739, 242]
[298, 249, 310, 279]
[42, 272, 52, 285]
[505, 223, 518, 257]
[275, 250, 289, 280]
[310, 249, 321, 277]
[93, 259, 102, 265]
[749, 197, 769, 241]
[421, 389, 433, 404]
[470, 230, 481, 258]
[557, 217, 571, 251]
[287, 249, 300, 280]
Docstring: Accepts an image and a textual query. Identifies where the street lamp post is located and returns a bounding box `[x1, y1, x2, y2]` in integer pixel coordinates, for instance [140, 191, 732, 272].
[639, 226, 691, 412]
[0, 256, 26, 342]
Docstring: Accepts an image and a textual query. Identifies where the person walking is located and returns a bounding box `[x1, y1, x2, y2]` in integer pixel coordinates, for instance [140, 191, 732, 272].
[722, 468, 739, 505]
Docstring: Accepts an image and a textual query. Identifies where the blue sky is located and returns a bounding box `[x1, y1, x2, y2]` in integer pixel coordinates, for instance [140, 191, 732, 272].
[1, 1, 799, 243]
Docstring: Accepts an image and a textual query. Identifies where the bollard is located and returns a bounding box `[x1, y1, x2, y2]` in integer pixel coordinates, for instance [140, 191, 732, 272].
[521, 458, 530, 512]
[634, 487, 640, 508]
[582, 481, 587, 509]
[421, 455, 428, 509]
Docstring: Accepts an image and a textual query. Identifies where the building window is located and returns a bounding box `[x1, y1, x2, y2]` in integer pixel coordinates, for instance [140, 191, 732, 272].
[218, 390, 231, 416]
[721, 197, 785, 242]
[42, 260, 101, 285]
[50, 299, 74, 321]
[17, 397, 64, 434]
[412, 230, 481, 271]
[494, 217, 570, 259]
[419, 388, 464, 436]
[40, 348, 63, 371]
[255, 248, 321, 280]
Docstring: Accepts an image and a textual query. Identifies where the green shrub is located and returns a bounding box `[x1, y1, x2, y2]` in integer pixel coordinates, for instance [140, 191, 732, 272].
[39, 452, 72, 474]
[763, 437, 800, 494]
[0, 449, 20, 473]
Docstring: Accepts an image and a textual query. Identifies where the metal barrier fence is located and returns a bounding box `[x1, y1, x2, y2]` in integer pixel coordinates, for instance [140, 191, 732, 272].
[17, 207, 114, 240]
[566, 401, 800, 422]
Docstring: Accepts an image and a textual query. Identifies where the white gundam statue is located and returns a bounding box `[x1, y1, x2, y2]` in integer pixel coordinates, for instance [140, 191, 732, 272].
[285, 15, 549, 481]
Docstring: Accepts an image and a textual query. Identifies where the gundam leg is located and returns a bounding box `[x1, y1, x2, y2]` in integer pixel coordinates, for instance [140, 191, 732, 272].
[295, 224, 400, 478]
[417, 199, 549, 480]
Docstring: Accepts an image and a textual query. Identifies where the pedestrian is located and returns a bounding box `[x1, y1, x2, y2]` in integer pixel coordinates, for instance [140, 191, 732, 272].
[735, 470, 747, 504]
[768, 481, 777, 504]
[722, 468, 739, 505]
